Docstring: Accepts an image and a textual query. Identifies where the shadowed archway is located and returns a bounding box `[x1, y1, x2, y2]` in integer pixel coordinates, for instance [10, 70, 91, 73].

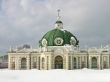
[54, 56, 63, 69]
[21, 58, 27, 69]
[91, 57, 97, 68]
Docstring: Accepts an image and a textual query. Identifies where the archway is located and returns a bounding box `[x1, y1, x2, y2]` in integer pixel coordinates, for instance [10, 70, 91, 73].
[11, 62, 15, 69]
[54, 56, 63, 69]
[42, 58, 45, 69]
[73, 57, 77, 69]
[103, 61, 107, 69]
[21, 58, 27, 69]
[91, 57, 97, 68]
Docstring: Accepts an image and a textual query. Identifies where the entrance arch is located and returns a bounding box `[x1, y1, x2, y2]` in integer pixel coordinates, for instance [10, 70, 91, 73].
[91, 57, 97, 68]
[21, 58, 27, 69]
[54, 56, 63, 69]
[11, 62, 15, 69]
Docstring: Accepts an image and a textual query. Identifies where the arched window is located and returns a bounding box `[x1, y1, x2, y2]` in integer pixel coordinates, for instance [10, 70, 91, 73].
[33, 57, 37, 69]
[81, 62, 85, 68]
[11, 62, 15, 69]
[55, 56, 63, 69]
[91, 57, 97, 68]
[73, 57, 77, 69]
[33, 62, 36, 68]
[103, 61, 107, 69]
[42, 58, 45, 69]
[21, 58, 27, 69]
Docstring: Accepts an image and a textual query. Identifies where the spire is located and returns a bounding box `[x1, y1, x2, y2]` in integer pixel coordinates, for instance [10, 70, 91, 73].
[55, 9, 63, 29]
[57, 9, 61, 20]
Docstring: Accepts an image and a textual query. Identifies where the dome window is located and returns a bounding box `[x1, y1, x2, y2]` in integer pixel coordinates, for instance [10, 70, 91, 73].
[42, 39, 47, 47]
[70, 37, 76, 46]
[54, 38, 63, 46]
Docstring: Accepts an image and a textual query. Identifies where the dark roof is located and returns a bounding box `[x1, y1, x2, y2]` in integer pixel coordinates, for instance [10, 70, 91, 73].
[55, 20, 63, 23]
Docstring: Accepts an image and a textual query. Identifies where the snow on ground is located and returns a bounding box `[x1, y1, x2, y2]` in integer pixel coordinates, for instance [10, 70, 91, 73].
[0, 68, 110, 82]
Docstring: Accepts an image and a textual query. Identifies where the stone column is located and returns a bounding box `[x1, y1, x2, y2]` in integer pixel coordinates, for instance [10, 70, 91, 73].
[15, 57, 19, 70]
[47, 55, 51, 70]
[44, 57, 46, 70]
[100, 55, 103, 69]
[51, 55, 54, 69]
[36, 56, 39, 69]
[89, 56, 91, 69]
[79, 56, 82, 69]
[108, 56, 110, 69]
[76, 57, 78, 69]
[17, 57, 21, 70]
[44, 56, 46, 70]
[65, 55, 69, 70]
[27, 56, 30, 70]
[98, 56, 101, 69]
[86, 56, 88, 68]
[63, 56, 65, 69]
[46, 56, 48, 70]
[8, 54, 11, 69]
[71, 55, 73, 70]
[40, 56, 42, 70]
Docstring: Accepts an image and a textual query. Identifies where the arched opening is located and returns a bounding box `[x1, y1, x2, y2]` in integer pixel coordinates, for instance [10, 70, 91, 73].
[73, 57, 77, 69]
[21, 58, 27, 69]
[103, 61, 107, 69]
[33, 62, 36, 69]
[11, 62, 15, 69]
[55, 56, 63, 69]
[42, 58, 45, 69]
[91, 57, 97, 68]
[81, 62, 85, 68]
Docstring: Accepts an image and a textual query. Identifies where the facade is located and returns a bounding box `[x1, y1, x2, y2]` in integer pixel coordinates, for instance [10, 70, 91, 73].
[0, 55, 8, 68]
[8, 12, 110, 70]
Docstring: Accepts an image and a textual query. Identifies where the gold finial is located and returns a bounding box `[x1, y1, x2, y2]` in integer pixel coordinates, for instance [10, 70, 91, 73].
[57, 9, 61, 20]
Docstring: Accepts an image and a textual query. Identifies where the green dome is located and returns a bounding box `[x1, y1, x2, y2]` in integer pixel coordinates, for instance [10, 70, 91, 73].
[39, 28, 79, 47]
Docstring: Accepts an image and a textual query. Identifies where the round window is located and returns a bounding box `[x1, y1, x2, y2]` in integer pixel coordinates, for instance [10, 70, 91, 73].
[70, 37, 76, 46]
[42, 39, 47, 46]
[54, 38, 63, 46]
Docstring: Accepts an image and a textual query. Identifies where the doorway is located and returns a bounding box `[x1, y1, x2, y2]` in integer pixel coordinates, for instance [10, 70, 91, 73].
[54, 56, 63, 69]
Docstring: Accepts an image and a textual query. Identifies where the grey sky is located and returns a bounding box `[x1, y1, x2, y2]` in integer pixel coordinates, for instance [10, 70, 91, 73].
[0, 0, 110, 55]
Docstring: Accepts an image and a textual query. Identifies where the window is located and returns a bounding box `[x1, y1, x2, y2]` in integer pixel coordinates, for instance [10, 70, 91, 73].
[73, 57, 77, 69]
[81, 62, 85, 68]
[21, 58, 27, 69]
[42, 58, 45, 69]
[54, 56, 63, 69]
[33, 62, 36, 68]
[103, 61, 107, 69]
[91, 57, 97, 68]
[11, 62, 15, 69]
[78, 57, 80, 69]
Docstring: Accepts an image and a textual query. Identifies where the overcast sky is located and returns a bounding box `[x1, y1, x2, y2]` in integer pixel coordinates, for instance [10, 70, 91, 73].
[0, 0, 110, 55]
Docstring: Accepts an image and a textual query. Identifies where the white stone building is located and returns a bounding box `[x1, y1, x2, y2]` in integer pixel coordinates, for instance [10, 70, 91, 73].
[8, 11, 110, 70]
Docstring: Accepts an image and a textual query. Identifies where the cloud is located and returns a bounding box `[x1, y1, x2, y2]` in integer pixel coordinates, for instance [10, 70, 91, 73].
[0, 0, 110, 55]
